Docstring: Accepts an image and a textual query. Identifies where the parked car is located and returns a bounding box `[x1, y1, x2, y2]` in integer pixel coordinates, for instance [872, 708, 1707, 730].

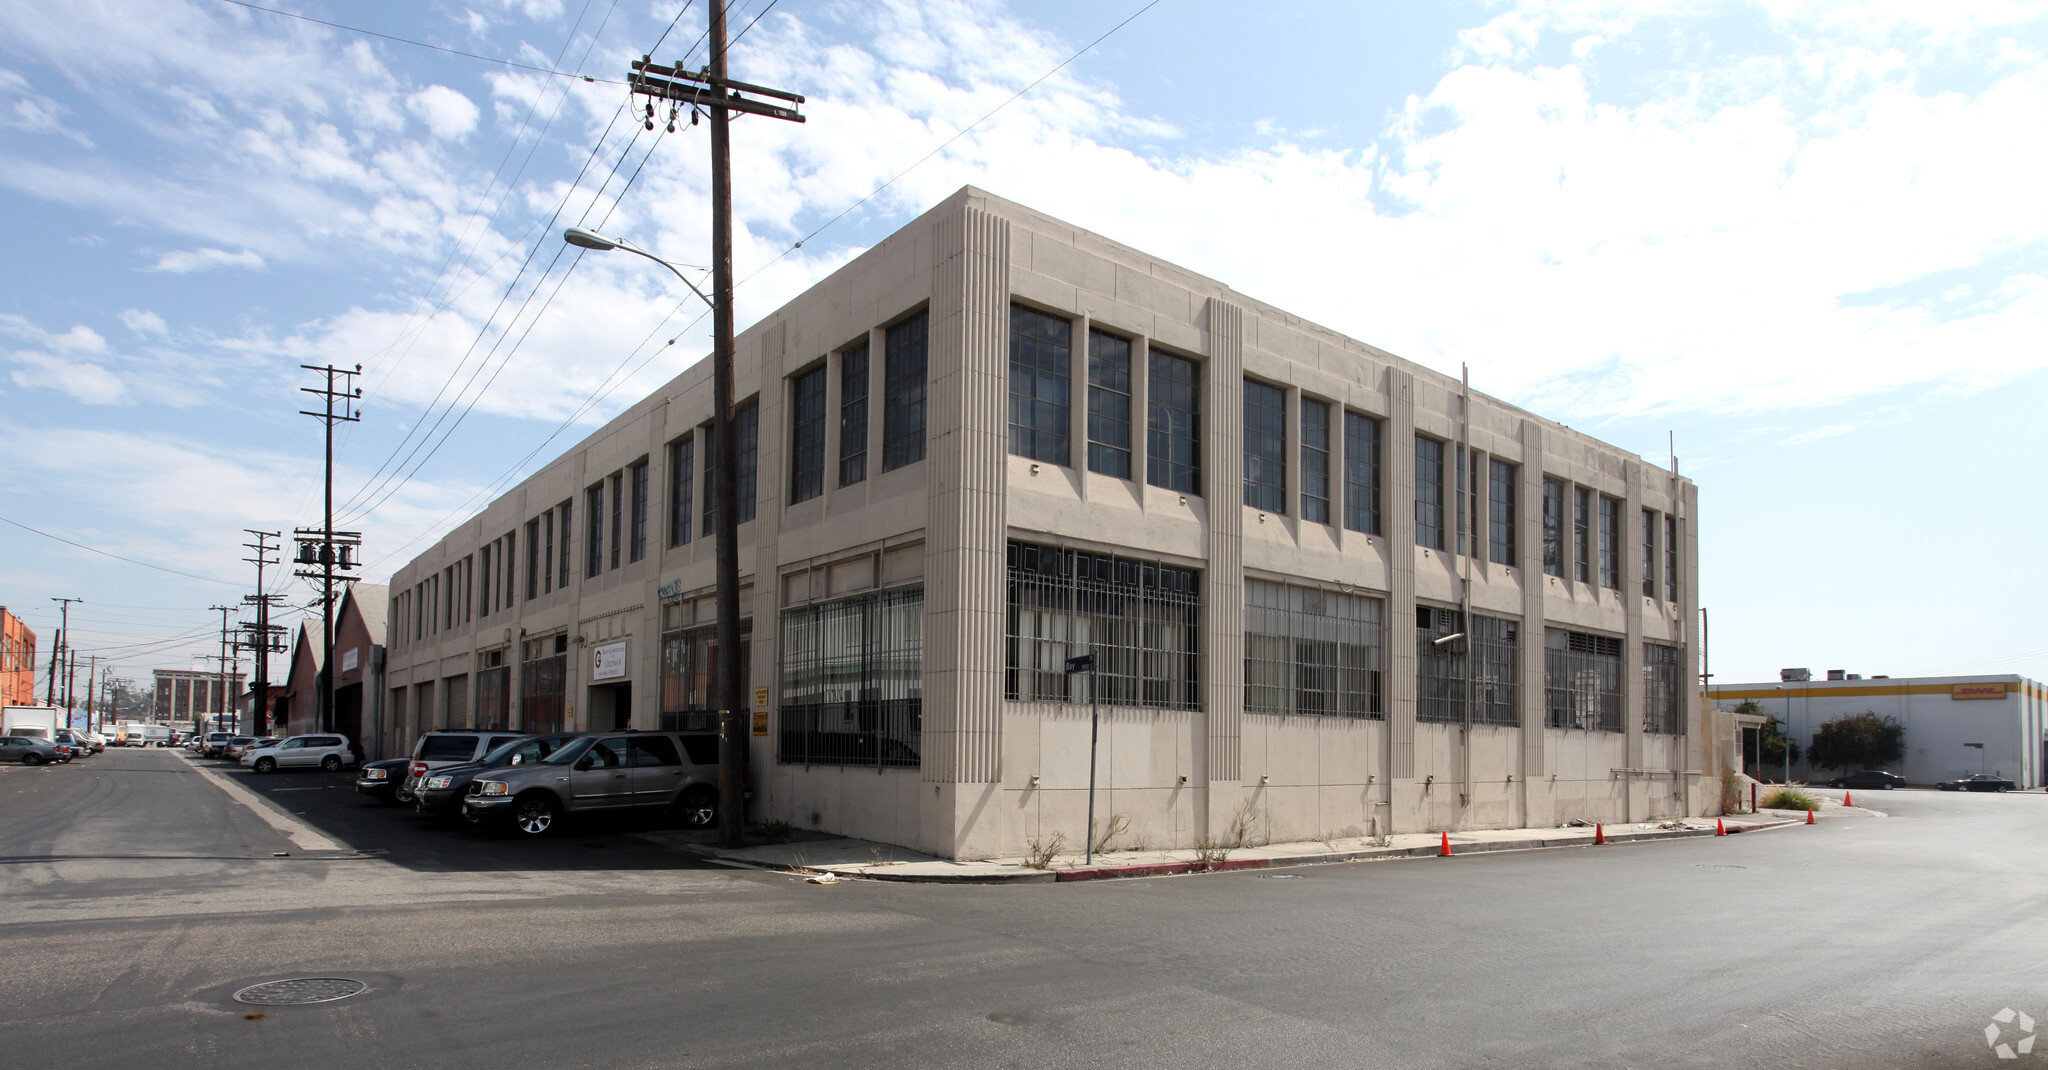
[52, 728, 96, 756]
[464, 732, 721, 836]
[414, 733, 583, 817]
[200, 731, 235, 758]
[400, 729, 533, 800]
[1827, 770, 1907, 790]
[0, 735, 63, 765]
[84, 731, 107, 753]
[48, 740, 77, 762]
[1938, 773, 2017, 792]
[221, 736, 268, 762]
[244, 734, 356, 774]
[354, 758, 415, 804]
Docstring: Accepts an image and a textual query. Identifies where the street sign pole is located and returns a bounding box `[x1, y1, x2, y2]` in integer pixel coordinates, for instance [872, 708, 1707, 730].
[1066, 652, 1098, 865]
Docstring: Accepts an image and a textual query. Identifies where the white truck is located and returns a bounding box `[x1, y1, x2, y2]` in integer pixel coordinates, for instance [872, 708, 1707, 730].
[2, 706, 63, 741]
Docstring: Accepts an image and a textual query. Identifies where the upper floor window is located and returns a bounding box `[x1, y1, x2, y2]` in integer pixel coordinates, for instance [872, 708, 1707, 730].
[790, 365, 827, 504]
[609, 472, 623, 570]
[630, 460, 649, 563]
[1146, 351, 1200, 494]
[1488, 459, 1516, 565]
[542, 509, 555, 592]
[1086, 329, 1132, 479]
[558, 498, 572, 589]
[668, 437, 693, 547]
[1343, 412, 1380, 536]
[526, 518, 541, 598]
[1008, 304, 1071, 466]
[839, 342, 868, 487]
[1640, 508, 1657, 597]
[882, 312, 927, 471]
[1573, 486, 1591, 583]
[702, 401, 761, 533]
[586, 484, 604, 579]
[1242, 379, 1286, 513]
[1540, 478, 1564, 576]
[1300, 397, 1330, 524]
[1598, 495, 1622, 590]
[1414, 435, 1445, 550]
[1664, 515, 1679, 602]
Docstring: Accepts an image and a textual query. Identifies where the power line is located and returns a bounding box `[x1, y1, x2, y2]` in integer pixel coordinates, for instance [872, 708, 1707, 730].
[0, 515, 243, 587]
[214, 0, 628, 84]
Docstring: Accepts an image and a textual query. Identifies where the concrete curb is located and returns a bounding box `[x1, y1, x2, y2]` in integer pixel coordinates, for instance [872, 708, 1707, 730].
[179, 753, 354, 855]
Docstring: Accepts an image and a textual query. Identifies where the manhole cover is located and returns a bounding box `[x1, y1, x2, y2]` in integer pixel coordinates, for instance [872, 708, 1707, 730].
[232, 978, 368, 1006]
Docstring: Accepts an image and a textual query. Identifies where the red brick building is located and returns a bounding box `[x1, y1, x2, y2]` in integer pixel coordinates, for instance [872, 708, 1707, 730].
[0, 607, 37, 707]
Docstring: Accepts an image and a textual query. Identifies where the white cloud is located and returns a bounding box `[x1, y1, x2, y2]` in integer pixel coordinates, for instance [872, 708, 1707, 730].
[408, 84, 479, 140]
[120, 309, 167, 335]
[8, 351, 125, 404]
[148, 247, 265, 273]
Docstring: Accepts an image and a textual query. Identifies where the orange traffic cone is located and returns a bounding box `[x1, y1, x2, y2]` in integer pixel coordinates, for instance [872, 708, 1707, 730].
[1843, 790, 1854, 807]
[1593, 823, 1606, 845]
[1438, 831, 1453, 857]
[1806, 808, 1816, 824]
[1715, 818, 1726, 836]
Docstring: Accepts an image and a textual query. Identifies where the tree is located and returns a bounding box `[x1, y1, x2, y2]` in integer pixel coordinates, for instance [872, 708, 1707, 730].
[1806, 711, 1905, 772]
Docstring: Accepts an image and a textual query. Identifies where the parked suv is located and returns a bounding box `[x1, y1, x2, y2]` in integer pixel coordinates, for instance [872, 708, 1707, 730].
[464, 732, 720, 836]
[244, 734, 356, 773]
[414, 733, 582, 817]
[401, 729, 531, 799]
[200, 731, 234, 758]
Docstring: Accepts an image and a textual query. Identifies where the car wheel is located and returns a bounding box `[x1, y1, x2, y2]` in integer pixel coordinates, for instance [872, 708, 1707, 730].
[23, 753, 43, 766]
[394, 785, 416, 806]
[254, 757, 276, 774]
[320, 755, 342, 772]
[675, 786, 718, 830]
[513, 795, 559, 836]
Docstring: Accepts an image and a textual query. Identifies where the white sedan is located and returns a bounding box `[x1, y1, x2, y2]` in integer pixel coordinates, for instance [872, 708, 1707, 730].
[243, 734, 356, 774]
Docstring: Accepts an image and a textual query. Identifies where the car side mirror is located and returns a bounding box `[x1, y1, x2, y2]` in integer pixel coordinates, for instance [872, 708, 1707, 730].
[574, 756, 594, 771]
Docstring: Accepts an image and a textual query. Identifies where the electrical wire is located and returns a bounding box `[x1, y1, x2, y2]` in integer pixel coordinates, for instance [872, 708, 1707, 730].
[0, 516, 244, 587]
[214, 0, 628, 84]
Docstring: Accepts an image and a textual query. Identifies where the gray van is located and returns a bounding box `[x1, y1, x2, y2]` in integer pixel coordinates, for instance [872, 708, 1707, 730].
[462, 732, 720, 836]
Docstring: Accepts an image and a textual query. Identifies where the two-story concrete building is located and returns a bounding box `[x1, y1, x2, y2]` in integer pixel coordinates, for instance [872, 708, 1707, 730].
[383, 187, 1705, 860]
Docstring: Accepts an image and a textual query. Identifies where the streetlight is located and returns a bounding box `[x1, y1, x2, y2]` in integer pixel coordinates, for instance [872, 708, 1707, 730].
[565, 225, 746, 848]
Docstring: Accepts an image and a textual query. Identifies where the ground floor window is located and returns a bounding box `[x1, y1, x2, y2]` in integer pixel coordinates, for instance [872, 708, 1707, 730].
[778, 586, 922, 768]
[521, 634, 566, 733]
[1005, 539, 1201, 710]
[1545, 630, 1623, 731]
[475, 664, 509, 730]
[659, 621, 753, 732]
[1244, 579, 1382, 718]
[1643, 642, 1683, 734]
[1416, 608, 1519, 725]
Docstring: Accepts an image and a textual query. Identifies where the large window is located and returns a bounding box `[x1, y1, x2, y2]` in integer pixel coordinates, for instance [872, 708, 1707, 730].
[1087, 329, 1132, 478]
[1009, 304, 1070, 465]
[1641, 508, 1657, 597]
[1488, 459, 1516, 564]
[479, 546, 492, 617]
[1545, 630, 1622, 731]
[609, 472, 623, 570]
[1146, 350, 1200, 493]
[1664, 515, 1679, 602]
[586, 484, 603, 578]
[668, 438, 693, 547]
[1643, 642, 1682, 734]
[702, 402, 761, 532]
[1005, 540, 1201, 710]
[1541, 478, 1565, 577]
[557, 498, 572, 589]
[790, 364, 827, 504]
[1414, 435, 1445, 550]
[520, 634, 567, 734]
[1300, 398, 1330, 523]
[525, 518, 540, 599]
[778, 586, 924, 769]
[840, 342, 868, 487]
[1416, 607, 1519, 726]
[1343, 412, 1380, 535]
[658, 619, 752, 732]
[1244, 579, 1381, 718]
[1598, 495, 1622, 590]
[630, 461, 648, 563]
[542, 509, 554, 593]
[1456, 449, 1469, 556]
[1242, 379, 1286, 513]
[1573, 487, 1591, 583]
[883, 312, 927, 471]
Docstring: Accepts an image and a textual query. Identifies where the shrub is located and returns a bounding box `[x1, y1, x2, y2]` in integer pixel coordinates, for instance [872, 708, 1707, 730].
[1023, 831, 1065, 869]
[1760, 788, 1820, 811]
[1807, 712, 1905, 772]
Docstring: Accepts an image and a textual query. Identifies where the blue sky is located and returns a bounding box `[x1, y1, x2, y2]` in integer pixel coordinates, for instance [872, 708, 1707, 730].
[2, 0, 2044, 695]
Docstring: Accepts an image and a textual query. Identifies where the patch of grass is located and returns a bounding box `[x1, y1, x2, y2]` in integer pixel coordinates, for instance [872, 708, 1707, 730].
[1760, 787, 1820, 811]
[1023, 831, 1065, 870]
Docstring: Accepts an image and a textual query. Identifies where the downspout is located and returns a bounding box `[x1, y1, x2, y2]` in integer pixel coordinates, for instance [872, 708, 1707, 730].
[1460, 364, 1473, 810]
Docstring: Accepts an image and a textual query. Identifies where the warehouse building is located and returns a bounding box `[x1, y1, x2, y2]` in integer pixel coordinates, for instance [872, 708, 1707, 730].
[383, 187, 1704, 859]
[1710, 672, 2045, 788]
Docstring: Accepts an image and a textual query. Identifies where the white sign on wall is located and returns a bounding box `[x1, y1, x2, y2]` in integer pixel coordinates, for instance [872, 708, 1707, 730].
[592, 640, 628, 681]
[342, 647, 360, 673]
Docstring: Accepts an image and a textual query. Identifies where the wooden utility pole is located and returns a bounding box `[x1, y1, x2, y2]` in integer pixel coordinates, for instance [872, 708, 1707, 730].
[49, 596, 80, 707]
[243, 530, 283, 733]
[297, 365, 362, 734]
[627, 9, 805, 849]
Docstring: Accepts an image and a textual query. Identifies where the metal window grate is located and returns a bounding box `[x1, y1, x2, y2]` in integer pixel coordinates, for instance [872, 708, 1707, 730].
[778, 587, 923, 768]
[1545, 629, 1622, 731]
[1244, 579, 1381, 718]
[1005, 540, 1201, 710]
[1415, 608, 1519, 725]
[520, 652, 565, 734]
[1643, 642, 1682, 734]
[658, 622, 752, 732]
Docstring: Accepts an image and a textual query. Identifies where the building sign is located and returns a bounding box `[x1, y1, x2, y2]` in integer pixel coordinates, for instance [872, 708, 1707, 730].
[592, 640, 629, 681]
[1951, 683, 2007, 700]
[752, 709, 769, 735]
[342, 647, 359, 673]
[754, 686, 769, 709]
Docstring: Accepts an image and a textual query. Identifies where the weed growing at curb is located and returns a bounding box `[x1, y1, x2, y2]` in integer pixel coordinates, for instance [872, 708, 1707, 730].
[1092, 813, 1131, 855]
[1023, 832, 1065, 869]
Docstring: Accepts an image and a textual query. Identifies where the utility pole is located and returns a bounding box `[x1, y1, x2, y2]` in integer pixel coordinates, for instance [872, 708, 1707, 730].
[242, 530, 283, 734]
[49, 596, 80, 707]
[298, 364, 362, 734]
[64, 648, 77, 727]
[99, 666, 112, 732]
[84, 654, 97, 731]
[211, 605, 235, 733]
[626, 11, 805, 849]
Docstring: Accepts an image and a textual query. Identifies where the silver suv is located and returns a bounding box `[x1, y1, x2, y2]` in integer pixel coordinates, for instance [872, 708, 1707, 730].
[403, 729, 530, 799]
[463, 732, 720, 836]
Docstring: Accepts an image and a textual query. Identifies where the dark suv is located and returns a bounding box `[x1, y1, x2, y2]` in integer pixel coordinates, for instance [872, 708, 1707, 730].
[463, 732, 720, 836]
[414, 733, 582, 817]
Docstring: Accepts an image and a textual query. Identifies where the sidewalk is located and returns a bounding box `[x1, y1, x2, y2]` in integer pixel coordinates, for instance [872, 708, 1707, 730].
[642, 800, 1876, 884]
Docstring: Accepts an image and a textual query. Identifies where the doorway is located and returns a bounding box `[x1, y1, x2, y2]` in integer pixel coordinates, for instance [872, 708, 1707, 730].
[592, 682, 633, 731]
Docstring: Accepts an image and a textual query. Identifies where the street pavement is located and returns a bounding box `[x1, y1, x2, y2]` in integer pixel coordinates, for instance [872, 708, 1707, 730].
[1, 747, 2043, 1069]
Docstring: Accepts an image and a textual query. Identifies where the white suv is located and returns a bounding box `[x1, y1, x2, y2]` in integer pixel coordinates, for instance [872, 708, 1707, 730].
[244, 734, 356, 773]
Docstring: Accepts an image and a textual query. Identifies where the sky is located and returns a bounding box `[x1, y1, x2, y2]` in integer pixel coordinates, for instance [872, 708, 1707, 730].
[2, 0, 2045, 702]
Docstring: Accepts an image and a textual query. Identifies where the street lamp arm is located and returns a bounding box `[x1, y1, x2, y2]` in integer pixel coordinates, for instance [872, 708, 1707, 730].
[563, 227, 715, 312]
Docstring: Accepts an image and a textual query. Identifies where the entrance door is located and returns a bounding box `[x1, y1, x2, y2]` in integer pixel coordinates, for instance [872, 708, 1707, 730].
[610, 683, 633, 731]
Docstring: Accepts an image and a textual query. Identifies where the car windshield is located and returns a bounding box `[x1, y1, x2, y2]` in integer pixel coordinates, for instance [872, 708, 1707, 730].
[541, 736, 596, 766]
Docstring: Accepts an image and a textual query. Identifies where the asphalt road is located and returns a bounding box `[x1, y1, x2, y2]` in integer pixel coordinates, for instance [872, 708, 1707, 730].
[1, 748, 2043, 1069]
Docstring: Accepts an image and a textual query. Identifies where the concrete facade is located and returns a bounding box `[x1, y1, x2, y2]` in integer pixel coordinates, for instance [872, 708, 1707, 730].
[1711, 674, 2046, 788]
[384, 188, 1706, 860]
[153, 669, 244, 728]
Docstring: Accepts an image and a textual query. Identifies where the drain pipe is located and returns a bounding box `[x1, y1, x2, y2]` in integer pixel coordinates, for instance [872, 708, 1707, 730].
[1459, 363, 1473, 810]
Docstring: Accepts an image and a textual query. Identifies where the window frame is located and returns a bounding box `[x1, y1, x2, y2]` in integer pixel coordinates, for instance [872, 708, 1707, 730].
[1241, 378, 1287, 514]
[1086, 328, 1133, 479]
[882, 310, 928, 472]
[838, 341, 868, 487]
[1007, 303, 1072, 466]
[1145, 349, 1201, 494]
[1300, 396, 1330, 524]
[1414, 434, 1445, 551]
[1541, 477, 1565, 577]
[1487, 458, 1516, 565]
[1342, 411, 1381, 536]
[789, 363, 827, 504]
